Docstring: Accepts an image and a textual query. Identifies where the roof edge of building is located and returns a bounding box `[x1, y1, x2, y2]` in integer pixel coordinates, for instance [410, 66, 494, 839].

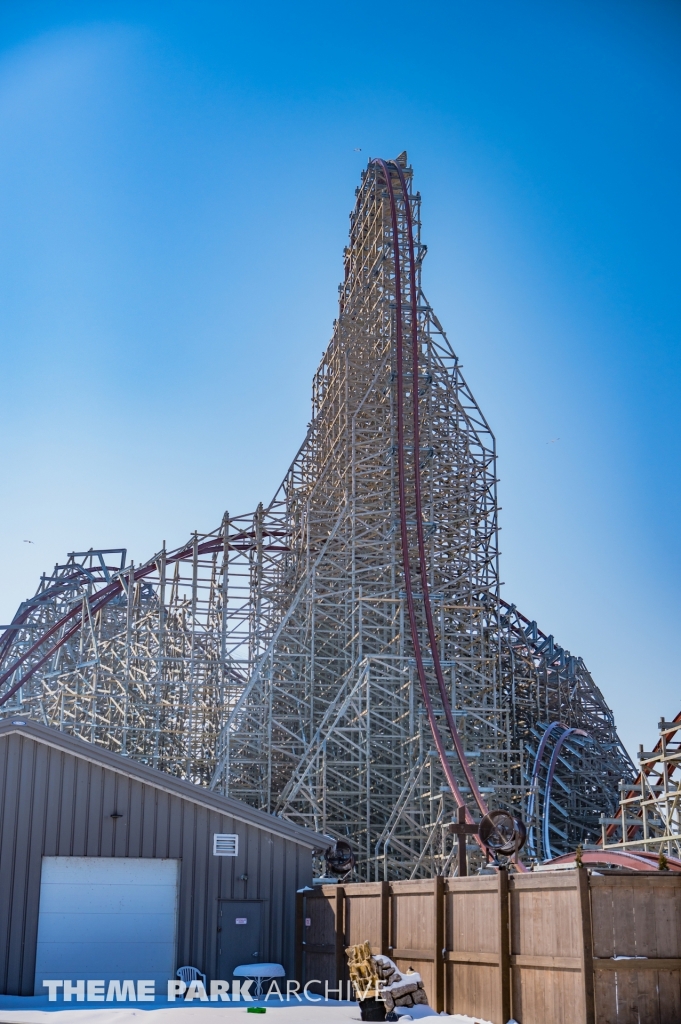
[0, 718, 327, 850]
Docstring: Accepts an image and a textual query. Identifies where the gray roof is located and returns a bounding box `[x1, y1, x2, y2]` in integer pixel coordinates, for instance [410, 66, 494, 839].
[0, 718, 325, 850]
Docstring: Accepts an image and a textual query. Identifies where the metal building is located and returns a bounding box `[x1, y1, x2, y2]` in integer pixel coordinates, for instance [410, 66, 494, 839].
[0, 719, 318, 997]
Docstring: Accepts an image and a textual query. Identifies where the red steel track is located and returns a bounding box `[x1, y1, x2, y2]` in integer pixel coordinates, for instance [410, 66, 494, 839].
[371, 158, 494, 850]
[548, 849, 681, 873]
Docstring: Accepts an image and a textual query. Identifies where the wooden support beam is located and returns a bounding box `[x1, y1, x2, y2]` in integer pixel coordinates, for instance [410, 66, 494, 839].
[577, 867, 595, 1024]
[498, 868, 511, 1024]
[434, 875, 445, 1012]
[334, 886, 346, 994]
[380, 880, 390, 956]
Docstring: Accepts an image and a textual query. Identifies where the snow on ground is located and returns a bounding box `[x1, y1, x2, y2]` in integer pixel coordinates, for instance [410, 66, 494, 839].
[0, 1003, 493, 1024]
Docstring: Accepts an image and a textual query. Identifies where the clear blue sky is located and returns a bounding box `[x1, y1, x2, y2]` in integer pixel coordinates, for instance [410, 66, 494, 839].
[0, 1, 679, 757]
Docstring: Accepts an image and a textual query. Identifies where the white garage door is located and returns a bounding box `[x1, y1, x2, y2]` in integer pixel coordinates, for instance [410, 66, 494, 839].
[34, 857, 179, 994]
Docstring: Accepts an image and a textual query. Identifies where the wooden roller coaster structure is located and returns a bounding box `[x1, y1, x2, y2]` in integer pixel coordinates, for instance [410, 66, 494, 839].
[0, 154, 634, 878]
[600, 713, 681, 861]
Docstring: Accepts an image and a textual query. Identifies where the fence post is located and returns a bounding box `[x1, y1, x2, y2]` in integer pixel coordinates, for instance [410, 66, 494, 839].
[498, 868, 511, 1024]
[335, 885, 346, 993]
[434, 875, 445, 1012]
[576, 868, 595, 1024]
[380, 880, 390, 955]
[295, 890, 304, 984]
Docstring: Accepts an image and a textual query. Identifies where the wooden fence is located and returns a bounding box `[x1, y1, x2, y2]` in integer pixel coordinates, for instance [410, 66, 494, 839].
[295, 869, 681, 1024]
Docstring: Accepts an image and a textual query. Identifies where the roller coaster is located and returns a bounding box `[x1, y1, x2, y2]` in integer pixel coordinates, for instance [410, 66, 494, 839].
[601, 713, 681, 861]
[0, 154, 634, 878]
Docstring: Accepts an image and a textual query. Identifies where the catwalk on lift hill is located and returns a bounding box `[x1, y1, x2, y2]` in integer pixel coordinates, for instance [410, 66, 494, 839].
[0, 153, 633, 878]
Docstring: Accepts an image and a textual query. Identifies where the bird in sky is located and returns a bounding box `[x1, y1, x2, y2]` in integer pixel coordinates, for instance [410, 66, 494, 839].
[547, 438, 560, 444]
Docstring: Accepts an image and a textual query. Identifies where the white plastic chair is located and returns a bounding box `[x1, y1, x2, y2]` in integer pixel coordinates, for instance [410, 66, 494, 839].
[176, 966, 207, 988]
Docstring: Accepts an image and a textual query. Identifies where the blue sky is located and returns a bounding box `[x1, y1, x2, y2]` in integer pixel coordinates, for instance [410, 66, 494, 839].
[0, 0, 679, 757]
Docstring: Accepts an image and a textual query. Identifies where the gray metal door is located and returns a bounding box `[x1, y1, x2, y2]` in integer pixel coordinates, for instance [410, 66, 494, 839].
[217, 901, 263, 981]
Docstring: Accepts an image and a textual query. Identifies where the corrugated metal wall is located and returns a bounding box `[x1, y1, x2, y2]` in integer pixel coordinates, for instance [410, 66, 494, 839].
[0, 732, 312, 995]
